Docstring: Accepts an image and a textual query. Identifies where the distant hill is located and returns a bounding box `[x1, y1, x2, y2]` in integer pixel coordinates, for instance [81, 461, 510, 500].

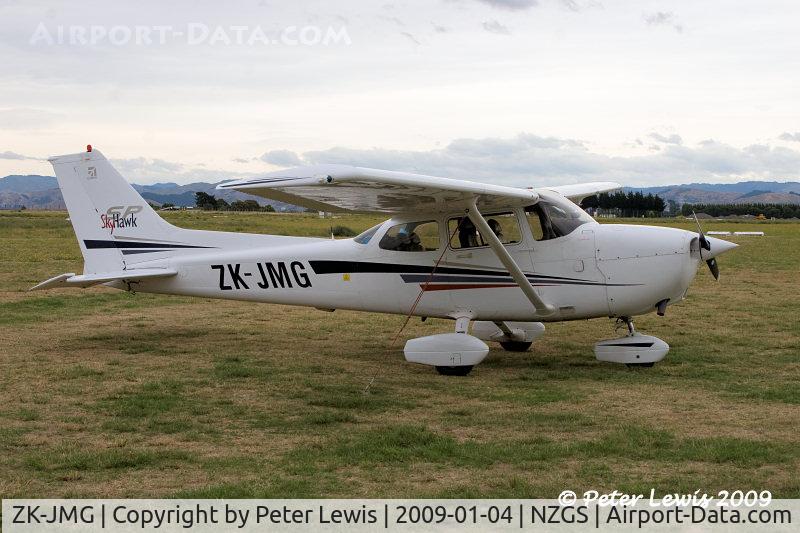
[0, 175, 61, 194]
[3, 173, 800, 210]
[628, 181, 800, 206]
[633, 181, 800, 195]
[0, 175, 297, 211]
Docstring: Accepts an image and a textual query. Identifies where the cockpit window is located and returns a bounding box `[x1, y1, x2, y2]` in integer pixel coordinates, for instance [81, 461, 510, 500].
[525, 193, 593, 241]
[353, 223, 382, 244]
[379, 220, 439, 252]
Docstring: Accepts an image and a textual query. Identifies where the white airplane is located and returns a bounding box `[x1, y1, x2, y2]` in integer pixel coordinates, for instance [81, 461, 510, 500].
[33, 146, 737, 375]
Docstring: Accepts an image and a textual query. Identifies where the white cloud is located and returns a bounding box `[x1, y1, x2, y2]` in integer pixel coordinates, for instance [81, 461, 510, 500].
[0, 108, 61, 130]
[482, 19, 511, 35]
[779, 132, 800, 142]
[1, 1, 799, 187]
[297, 133, 800, 186]
[0, 150, 40, 160]
[644, 11, 684, 33]
[13, 132, 800, 188]
[260, 150, 304, 167]
[400, 31, 422, 45]
[475, 0, 538, 10]
[110, 156, 257, 183]
[649, 132, 683, 145]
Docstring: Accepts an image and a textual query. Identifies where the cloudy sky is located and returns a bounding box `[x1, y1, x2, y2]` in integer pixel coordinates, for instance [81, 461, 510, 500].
[1, 0, 799, 186]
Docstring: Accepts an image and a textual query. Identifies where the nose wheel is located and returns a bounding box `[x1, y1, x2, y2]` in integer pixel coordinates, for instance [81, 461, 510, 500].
[595, 316, 669, 367]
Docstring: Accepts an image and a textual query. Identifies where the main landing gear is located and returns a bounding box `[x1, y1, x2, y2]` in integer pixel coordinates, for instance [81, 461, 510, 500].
[473, 320, 545, 352]
[499, 341, 533, 352]
[403, 317, 548, 376]
[594, 316, 669, 367]
[403, 315, 487, 377]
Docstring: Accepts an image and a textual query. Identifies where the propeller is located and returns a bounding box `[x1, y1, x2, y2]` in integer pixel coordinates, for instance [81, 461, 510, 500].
[692, 211, 720, 280]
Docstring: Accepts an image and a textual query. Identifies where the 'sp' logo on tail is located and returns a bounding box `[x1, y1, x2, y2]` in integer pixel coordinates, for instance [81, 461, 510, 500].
[100, 205, 143, 232]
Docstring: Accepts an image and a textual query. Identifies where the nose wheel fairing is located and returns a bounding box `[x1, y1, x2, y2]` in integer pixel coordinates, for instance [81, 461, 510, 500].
[595, 333, 669, 365]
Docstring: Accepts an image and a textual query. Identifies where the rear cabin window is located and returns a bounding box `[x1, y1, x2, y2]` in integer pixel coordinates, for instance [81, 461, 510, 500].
[448, 212, 521, 249]
[379, 221, 440, 252]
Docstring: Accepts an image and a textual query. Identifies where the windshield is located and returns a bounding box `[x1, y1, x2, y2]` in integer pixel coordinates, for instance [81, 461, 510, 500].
[353, 223, 382, 244]
[525, 192, 594, 240]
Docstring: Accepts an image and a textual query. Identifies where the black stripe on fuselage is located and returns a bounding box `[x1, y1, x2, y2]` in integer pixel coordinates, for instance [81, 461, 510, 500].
[309, 260, 640, 287]
[84, 240, 213, 250]
[309, 260, 587, 281]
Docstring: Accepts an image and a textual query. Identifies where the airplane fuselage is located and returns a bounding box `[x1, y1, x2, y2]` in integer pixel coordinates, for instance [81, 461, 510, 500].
[113, 215, 707, 323]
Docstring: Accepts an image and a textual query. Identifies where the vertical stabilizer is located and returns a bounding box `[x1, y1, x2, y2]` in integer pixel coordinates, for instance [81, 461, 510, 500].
[49, 147, 178, 273]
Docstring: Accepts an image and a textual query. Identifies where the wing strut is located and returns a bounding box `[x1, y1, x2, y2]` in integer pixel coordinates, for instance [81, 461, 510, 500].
[466, 199, 556, 317]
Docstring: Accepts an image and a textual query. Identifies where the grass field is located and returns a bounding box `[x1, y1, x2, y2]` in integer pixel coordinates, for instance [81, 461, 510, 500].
[1, 210, 798, 498]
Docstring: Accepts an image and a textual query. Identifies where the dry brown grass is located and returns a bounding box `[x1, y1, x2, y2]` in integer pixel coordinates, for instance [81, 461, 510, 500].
[1, 211, 799, 498]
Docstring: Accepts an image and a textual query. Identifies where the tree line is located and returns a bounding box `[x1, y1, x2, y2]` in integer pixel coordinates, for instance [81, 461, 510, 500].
[581, 191, 666, 217]
[195, 192, 275, 212]
[680, 203, 800, 219]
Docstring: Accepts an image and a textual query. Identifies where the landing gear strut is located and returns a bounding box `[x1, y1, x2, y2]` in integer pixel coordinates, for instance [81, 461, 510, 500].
[615, 317, 653, 367]
[617, 316, 635, 335]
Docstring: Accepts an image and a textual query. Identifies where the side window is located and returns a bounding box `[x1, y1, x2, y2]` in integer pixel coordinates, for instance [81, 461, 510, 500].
[379, 221, 439, 252]
[526, 205, 552, 241]
[448, 212, 522, 249]
[488, 212, 522, 245]
[527, 208, 545, 241]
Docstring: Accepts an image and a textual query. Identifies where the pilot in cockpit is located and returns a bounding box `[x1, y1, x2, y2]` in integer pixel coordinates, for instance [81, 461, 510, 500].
[487, 218, 504, 241]
[458, 218, 480, 248]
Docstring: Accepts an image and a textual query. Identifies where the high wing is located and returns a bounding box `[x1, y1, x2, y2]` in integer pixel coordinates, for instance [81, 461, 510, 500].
[218, 165, 539, 213]
[543, 181, 622, 203]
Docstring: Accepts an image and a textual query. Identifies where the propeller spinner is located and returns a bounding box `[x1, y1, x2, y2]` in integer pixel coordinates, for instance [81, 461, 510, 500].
[692, 211, 737, 280]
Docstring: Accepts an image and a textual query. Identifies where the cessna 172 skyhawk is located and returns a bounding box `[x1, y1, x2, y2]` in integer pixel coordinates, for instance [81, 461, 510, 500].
[33, 146, 737, 375]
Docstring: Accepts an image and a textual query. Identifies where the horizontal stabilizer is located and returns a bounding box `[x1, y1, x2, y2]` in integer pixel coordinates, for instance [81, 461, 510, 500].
[30, 268, 178, 291]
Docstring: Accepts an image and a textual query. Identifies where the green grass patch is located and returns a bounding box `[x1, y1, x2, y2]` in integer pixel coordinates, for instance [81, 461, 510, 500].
[212, 356, 271, 380]
[727, 382, 800, 405]
[305, 382, 413, 411]
[25, 446, 191, 472]
[15, 408, 41, 421]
